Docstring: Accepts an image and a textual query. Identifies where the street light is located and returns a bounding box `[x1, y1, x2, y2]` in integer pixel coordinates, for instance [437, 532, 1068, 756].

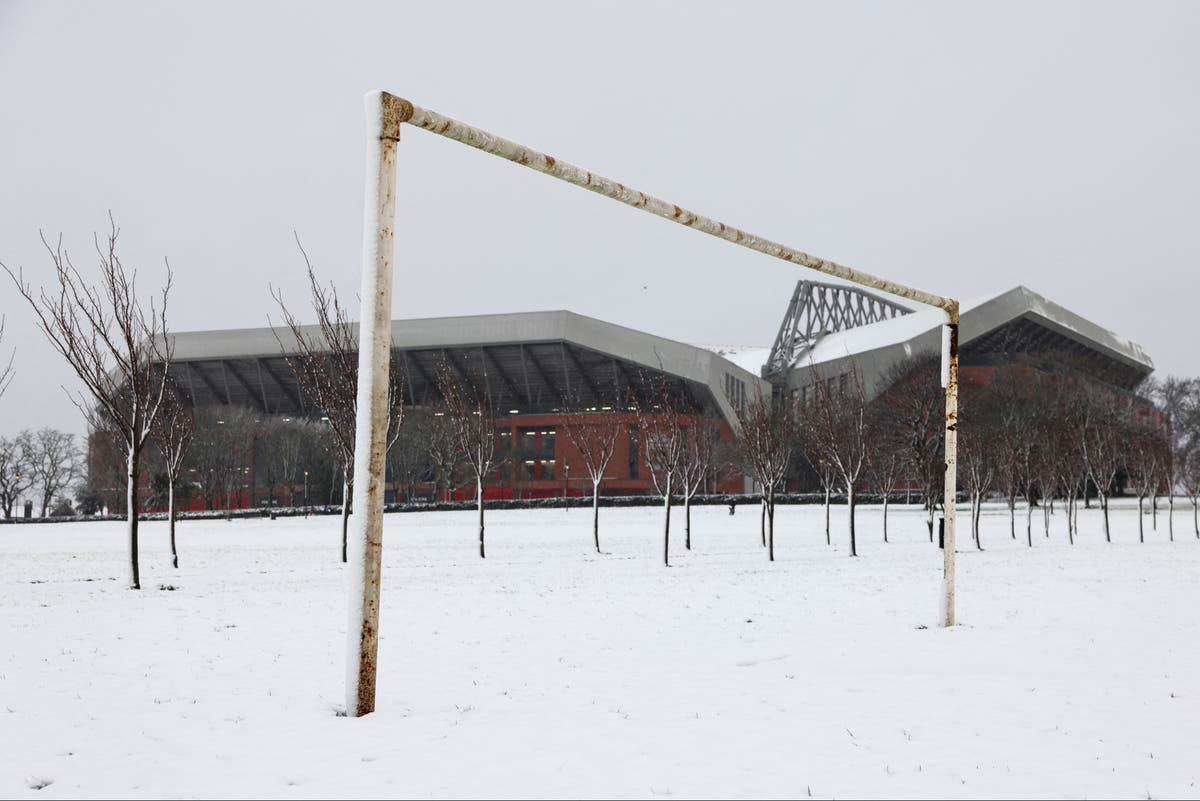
[304, 470, 309, 508]
[564, 461, 570, 510]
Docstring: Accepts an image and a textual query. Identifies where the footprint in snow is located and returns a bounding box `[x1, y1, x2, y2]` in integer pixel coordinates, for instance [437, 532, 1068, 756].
[25, 776, 54, 791]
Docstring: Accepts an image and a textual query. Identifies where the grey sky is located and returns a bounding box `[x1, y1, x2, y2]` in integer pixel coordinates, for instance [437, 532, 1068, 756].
[1, 0, 1197, 438]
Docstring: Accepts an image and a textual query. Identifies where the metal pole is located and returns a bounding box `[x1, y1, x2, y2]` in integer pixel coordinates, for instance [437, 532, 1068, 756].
[346, 91, 403, 717]
[941, 307, 960, 627]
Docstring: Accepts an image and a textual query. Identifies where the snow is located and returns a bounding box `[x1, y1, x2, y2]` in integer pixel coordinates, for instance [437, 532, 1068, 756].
[799, 293, 995, 366]
[697, 344, 771, 377]
[3, 502, 1199, 798]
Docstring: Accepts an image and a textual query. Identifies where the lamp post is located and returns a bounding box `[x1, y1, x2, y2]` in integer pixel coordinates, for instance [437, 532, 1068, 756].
[564, 461, 570, 509]
[304, 470, 309, 508]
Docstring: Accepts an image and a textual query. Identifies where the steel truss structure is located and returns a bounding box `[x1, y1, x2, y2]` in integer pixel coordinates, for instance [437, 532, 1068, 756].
[765, 280, 912, 377]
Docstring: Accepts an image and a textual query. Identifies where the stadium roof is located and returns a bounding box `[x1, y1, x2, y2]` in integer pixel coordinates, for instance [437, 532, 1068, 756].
[164, 310, 771, 427]
[777, 285, 1154, 392]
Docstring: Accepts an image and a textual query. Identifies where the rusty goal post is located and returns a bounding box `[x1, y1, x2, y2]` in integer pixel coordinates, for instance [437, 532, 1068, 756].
[347, 90, 961, 717]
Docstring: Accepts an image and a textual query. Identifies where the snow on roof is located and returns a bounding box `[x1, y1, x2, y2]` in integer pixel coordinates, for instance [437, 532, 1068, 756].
[795, 286, 1153, 372]
[695, 344, 772, 376]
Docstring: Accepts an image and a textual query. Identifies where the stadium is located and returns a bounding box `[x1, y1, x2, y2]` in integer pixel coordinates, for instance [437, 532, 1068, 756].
[139, 279, 1154, 508]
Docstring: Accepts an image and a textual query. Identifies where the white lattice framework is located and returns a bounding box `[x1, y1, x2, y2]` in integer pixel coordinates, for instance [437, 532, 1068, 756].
[766, 280, 912, 376]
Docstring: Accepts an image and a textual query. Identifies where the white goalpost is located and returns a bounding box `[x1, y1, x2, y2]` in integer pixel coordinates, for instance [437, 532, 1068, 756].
[347, 90, 961, 717]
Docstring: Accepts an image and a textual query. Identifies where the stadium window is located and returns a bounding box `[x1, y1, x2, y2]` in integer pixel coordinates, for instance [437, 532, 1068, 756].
[839, 373, 848, 395]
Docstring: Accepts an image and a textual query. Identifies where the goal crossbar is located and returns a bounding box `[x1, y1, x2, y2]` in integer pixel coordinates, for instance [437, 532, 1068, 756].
[380, 93, 958, 316]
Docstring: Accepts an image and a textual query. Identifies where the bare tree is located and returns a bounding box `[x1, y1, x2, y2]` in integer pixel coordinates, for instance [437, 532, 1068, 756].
[387, 406, 434, 504]
[274, 417, 313, 507]
[150, 384, 193, 568]
[866, 446, 903, 544]
[255, 417, 283, 509]
[0, 434, 34, 519]
[635, 378, 688, 567]
[3, 219, 172, 589]
[191, 406, 256, 513]
[0, 316, 13, 402]
[811, 455, 837, 546]
[874, 354, 944, 541]
[272, 243, 404, 560]
[1079, 385, 1129, 543]
[273, 254, 358, 558]
[676, 415, 719, 552]
[1154, 376, 1196, 540]
[436, 360, 499, 558]
[1127, 414, 1169, 543]
[958, 375, 1000, 550]
[1184, 440, 1200, 539]
[561, 410, 623, 554]
[425, 404, 463, 502]
[25, 428, 82, 519]
[802, 369, 873, 556]
[734, 391, 794, 562]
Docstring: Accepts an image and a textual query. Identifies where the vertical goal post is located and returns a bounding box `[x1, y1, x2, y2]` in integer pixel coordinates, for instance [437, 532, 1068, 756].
[347, 90, 961, 717]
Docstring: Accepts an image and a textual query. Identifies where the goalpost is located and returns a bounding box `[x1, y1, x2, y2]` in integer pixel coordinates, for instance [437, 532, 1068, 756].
[347, 90, 961, 717]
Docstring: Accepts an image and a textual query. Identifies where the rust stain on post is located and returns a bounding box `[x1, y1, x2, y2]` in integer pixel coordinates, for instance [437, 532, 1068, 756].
[941, 304, 960, 628]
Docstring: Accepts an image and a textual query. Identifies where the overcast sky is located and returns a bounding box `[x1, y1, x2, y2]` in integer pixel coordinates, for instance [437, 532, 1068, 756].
[1, 0, 1197, 437]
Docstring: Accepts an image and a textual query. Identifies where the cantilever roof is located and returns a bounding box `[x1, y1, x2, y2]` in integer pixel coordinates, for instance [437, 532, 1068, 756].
[165, 310, 770, 427]
[797, 285, 1153, 375]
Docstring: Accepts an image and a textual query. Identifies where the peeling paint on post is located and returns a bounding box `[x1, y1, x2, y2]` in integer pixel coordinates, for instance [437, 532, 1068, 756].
[346, 91, 403, 718]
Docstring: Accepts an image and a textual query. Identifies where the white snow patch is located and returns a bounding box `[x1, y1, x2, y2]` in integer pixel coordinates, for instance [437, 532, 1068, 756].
[1, 502, 1198, 798]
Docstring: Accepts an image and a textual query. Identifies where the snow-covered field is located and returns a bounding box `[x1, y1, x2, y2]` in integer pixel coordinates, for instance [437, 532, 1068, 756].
[2, 501, 1199, 799]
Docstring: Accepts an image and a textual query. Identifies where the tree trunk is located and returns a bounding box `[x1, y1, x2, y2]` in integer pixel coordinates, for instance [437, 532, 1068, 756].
[1152, 493, 1158, 530]
[974, 493, 984, 550]
[1067, 495, 1075, 546]
[169, 476, 178, 569]
[847, 482, 857, 557]
[1137, 495, 1145, 543]
[760, 496, 766, 548]
[970, 492, 980, 550]
[341, 478, 351, 563]
[1009, 495, 1016, 539]
[882, 495, 889, 544]
[127, 444, 141, 590]
[478, 476, 486, 559]
[1193, 497, 1198, 538]
[824, 487, 831, 546]
[1070, 491, 1080, 541]
[1043, 499, 1051, 538]
[927, 503, 935, 543]
[1101, 492, 1111, 543]
[1026, 497, 1033, 548]
[663, 476, 672, 567]
[685, 491, 692, 551]
[767, 488, 775, 562]
[592, 480, 600, 554]
[1168, 494, 1174, 542]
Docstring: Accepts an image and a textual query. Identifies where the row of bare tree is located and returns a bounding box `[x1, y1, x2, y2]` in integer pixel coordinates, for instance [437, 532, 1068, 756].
[6, 219, 1200, 588]
[0, 428, 82, 518]
[734, 352, 1200, 562]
